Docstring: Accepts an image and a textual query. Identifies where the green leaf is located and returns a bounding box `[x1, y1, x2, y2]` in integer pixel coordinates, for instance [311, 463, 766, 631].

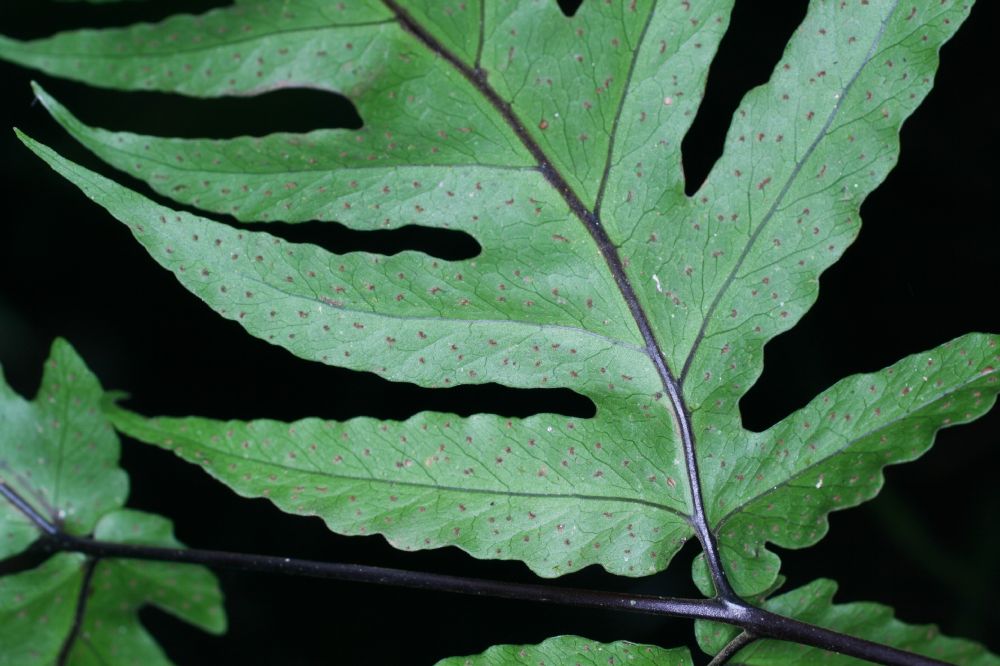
[0, 338, 127, 559]
[435, 636, 691, 666]
[0, 341, 225, 665]
[103, 331, 999, 585]
[6, 0, 995, 607]
[691, 333, 1000, 596]
[697, 579, 1000, 665]
[104, 404, 691, 577]
[0, 512, 226, 666]
[17, 117, 651, 396]
[73, 509, 226, 665]
[0, 553, 85, 666]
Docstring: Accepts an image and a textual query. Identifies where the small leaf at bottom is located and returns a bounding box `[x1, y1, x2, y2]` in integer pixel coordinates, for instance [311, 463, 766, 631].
[436, 636, 691, 666]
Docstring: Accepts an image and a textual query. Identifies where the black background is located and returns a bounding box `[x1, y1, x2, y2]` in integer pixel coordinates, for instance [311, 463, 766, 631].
[0, 1, 997, 663]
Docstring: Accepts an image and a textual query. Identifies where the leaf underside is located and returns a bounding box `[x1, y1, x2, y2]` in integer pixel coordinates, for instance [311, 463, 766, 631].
[101, 329, 999, 586]
[2, 0, 998, 661]
[0, 339, 127, 560]
[0, 341, 225, 665]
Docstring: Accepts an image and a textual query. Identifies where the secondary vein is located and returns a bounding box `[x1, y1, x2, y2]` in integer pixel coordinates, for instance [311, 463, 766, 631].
[679, 0, 900, 384]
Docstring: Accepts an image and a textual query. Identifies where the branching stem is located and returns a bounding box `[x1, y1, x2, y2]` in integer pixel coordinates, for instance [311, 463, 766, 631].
[56, 557, 96, 666]
[707, 631, 756, 666]
[1, 482, 953, 666]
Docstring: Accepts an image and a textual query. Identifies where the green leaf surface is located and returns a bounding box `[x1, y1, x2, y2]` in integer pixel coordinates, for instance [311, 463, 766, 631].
[0, 341, 225, 665]
[435, 635, 691, 666]
[70, 509, 226, 666]
[104, 331, 998, 583]
[0, 338, 127, 559]
[0, 553, 85, 666]
[6, 0, 995, 606]
[0, 514, 226, 666]
[692, 333, 1000, 596]
[697, 579, 1000, 665]
[105, 404, 691, 578]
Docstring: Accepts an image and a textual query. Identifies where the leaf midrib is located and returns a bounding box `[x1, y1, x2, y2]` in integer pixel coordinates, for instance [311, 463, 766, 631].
[379, 0, 722, 584]
[146, 420, 688, 519]
[186, 263, 649, 355]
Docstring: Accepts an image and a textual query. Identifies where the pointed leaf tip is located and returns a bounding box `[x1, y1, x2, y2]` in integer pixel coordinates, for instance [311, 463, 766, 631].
[0, 336, 126, 557]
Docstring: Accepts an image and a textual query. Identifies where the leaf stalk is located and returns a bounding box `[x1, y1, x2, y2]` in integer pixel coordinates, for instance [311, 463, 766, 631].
[56, 557, 97, 666]
[1, 481, 953, 666]
[706, 631, 756, 666]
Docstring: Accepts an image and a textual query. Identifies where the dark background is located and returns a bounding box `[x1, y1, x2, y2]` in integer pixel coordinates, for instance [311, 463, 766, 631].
[0, 1, 997, 663]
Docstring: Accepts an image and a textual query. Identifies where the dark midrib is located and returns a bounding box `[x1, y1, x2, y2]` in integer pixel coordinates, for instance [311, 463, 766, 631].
[381, 0, 734, 599]
[56, 557, 98, 666]
[679, 0, 900, 383]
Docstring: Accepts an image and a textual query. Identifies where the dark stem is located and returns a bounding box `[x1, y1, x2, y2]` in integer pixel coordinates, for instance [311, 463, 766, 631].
[56, 557, 97, 666]
[44, 529, 723, 619]
[707, 630, 756, 666]
[0, 481, 59, 536]
[738, 604, 953, 666]
[0, 464, 59, 534]
[1, 482, 953, 666]
[380, 0, 734, 603]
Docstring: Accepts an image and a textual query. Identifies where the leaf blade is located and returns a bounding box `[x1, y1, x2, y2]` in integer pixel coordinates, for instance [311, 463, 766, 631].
[655, 0, 975, 413]
[0, 341, 226, 665]
[698, 333, 1000, 596]
[106, 403, 694, 578]
[0, 338, 127, 558]
[6, 0, 994, 611]
[16, 130, 654, 397]
[0, 553, 85, 666]
[67, 509, 225, 665]
[92, 509, 226, 636]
